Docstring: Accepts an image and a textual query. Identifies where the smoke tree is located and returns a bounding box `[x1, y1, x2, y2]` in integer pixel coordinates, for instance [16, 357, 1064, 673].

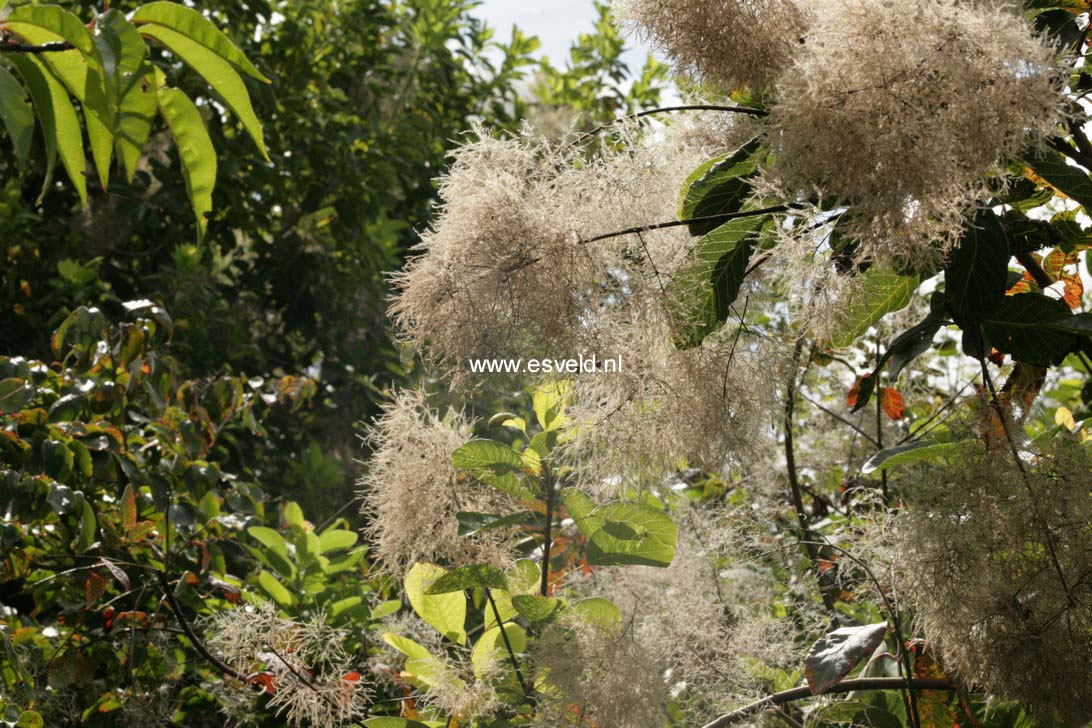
[363, 0, 1092, 726]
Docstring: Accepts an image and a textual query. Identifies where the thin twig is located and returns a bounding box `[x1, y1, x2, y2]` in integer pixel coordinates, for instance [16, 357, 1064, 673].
[580, 205, 789, 245]
[0, 39, 74, 54]
[573, 103, 769, 145]
[485, 588, 531, 698]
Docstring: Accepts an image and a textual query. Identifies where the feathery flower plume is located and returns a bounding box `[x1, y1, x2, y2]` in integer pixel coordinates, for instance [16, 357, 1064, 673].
[204, 602, 370, 727]
[765, 0, 1063, 270]
[567, 300, 781, 490]
[892, 435, 1092, 726]
[612, 0, 813, 92]
[532, 613, 668, 727]
[358, 388, 520, 577]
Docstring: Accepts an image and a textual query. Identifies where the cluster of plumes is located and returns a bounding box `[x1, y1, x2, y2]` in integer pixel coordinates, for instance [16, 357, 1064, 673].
[764, 0, 1064, 271]
[566, 300, 783, 491]
[889, 434, 1092, 727]
[358, 388, 521, 577]
[612, 0, 813, 92]
[204, 602, 370, 727]
[571, 505, 803, 720]
[391, 118, 731, 378]
[531, 613, 669, 727]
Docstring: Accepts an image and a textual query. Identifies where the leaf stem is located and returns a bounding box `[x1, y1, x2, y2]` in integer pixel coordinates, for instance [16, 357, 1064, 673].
[0, 40, 74, 54]
[485, 587, 532, 698]
[539, 463, 554, 598]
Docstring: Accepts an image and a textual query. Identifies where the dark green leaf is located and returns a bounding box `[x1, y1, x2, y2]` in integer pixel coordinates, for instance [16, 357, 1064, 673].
[1023, 148, 1092, 211]
[679, 137, 761, 235]
[944, 211, 1009, 324]
[981, 293, 1077, 365]
[0, 67, 35, 165]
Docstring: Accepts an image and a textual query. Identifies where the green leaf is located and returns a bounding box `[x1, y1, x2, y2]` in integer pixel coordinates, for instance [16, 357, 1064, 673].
[511, 594, 563, 622]
[157, 86, 216, 243]
[257, 570, 294, 607]
[806, 623, 889, 694]
[0, 67, 35, 165]
[138, 24, 266, 157]
[317, 528, 357, 553]
[455, 510, 532, 536]
[532, 380, 570, 432]
[363, 719, 431, 728]
[1023, 147, 1092, 210]
[888, 317, 943, 381]
[6, 5, 97, 58]
[131, 3, 270, 82]
[75, 499, 97, 552]
[283, 501, 305, 527]
[404, 563, 466, 644]
[586, 502, 677, 567]
[425, 564, 508, 594]
[1042, 311, 1092, 336]
[981, 293, 1078, 365]
[570, 597, 621, 629]
[668, 215, 765, 349]
[471, 623, 527, 678]
[561, 488, 604, 537]
[944, 211, 1009, 324]
[114, 62, 157, 182]
[862, 440, 979, 474]
[0, 378, 31, 414]
[829, 270, 919, 348]
[504, 559, 541, 596]
[679, 137, 762, 236]
[451, 439, 525, 472]
[248, 526, 290, 559]
[8, 55, 86, 207]
[382, 633, 456, 690]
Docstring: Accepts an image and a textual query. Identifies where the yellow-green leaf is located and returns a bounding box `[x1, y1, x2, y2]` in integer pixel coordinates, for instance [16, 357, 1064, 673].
[404, 563, 466, 645]
[6, 5, 97, 58]
[0, 67, 34, 165]
[131, 2, 270, 82]
[138, 24, 265, 157]
[257, 570, 294, 607]
[156, 86, 216, 242]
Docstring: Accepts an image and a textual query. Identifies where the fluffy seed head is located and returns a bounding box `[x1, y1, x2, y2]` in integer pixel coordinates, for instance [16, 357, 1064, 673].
[613, 0, 813, 92]
[358, 389, 519, 577]
[892, 435, 1092, 726]
[766, 0, 1063, 270]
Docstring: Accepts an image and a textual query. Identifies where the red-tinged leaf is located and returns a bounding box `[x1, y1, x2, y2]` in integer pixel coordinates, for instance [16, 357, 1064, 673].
[182, 570, 200, 588]
[248, 672, 276, 693]
[1006, 271, 1036, 296]
[1043, 248, 1066, 280]
[879, 387, 905, 420]
[98, 559, 130, 590]
[208, 576, 241, 603]
[115, 611, 149, 626]
[103, 606, 116, 629]
[847, 376, 864, 408]
[342, 671, 362, 683]
[199, 542, 211, 573]
[988, 349, 1006, 366]
[85, 572, 107, 604]
[1063, 274, 1083, 309]
[121, 483, 138, 533]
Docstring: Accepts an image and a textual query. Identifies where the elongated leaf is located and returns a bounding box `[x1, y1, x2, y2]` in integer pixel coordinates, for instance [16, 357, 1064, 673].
[679, 137, 761, 235]
[862, 440, 978, 474]
[364, 718, 431, 728]
[75, 499, 97, 552]
[1043, 311, 1092, 336]
[138, 24, 265, 157]
[981, 293, 1077, 365]
[157, 86, 216, 242]
[120, 483, 137, 533]
[404, 563, 466, 644]
[0, 68, 34, 165]
[426, 564, 507, 594]
[806, 623, 888, 694]
[586, 502, 677, 567]
[257, 570, 294, 606]
[131, 2, 270, 82]
[6, 5, 97, 58]
[7, 56, 86, 207]
[668, 215, 765, 349]
[829, 270, 919, 348]
[455, 510, 532, 536]
[247, 525, 289, 559]
[316, 528, 357, 553]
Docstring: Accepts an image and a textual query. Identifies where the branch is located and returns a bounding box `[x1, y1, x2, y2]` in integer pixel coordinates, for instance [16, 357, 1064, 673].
[700, 677, 954, 728]
[0, 39, 74, 54]
[485, 588, 532, 698]
[156, 571, 244, 681]
[580, 205, 789, 245]
[573, 103, 768, 145]
[539, 463, 555, 598]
